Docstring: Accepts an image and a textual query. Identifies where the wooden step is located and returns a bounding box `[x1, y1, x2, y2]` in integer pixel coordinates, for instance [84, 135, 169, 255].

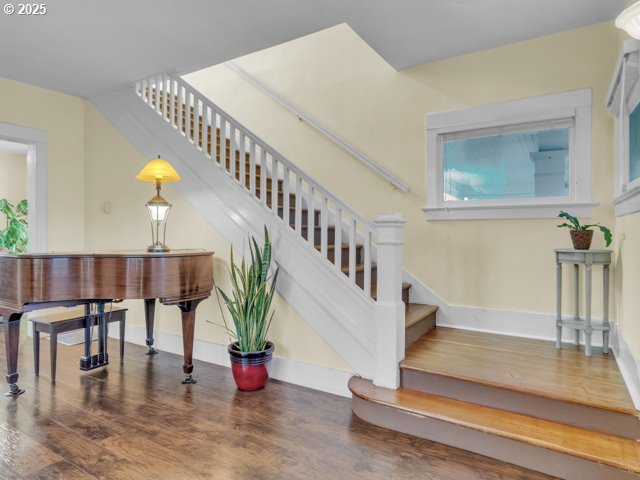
[341, 263, 377, 289]
[404, 304, 437, 348]
[349, 376, 640, 480]
[280, 207, 320, 227]
[299, 224, 335, 245]
[401, 328, 639, 439]
[371, 282, 411, 304]
[264, 190, 297, 209]
[316, 243, 363, 268]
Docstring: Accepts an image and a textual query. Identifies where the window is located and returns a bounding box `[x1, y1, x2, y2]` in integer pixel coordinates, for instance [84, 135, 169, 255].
[607, 39, 640, 216]
[424, 89, 594, 221]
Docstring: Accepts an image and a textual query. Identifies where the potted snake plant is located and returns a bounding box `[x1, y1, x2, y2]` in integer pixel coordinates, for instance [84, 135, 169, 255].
[557, 211, 612, 250]
[218, 226, 279, 391]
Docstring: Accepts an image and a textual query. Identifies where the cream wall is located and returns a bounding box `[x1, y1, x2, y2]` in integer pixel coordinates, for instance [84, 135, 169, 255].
[185, 22, 629, 347]
[613, 8, 640, 361]
[0, 77, 85, 250]
[0, 151, 27, 208]
[82, 104, 349, 371]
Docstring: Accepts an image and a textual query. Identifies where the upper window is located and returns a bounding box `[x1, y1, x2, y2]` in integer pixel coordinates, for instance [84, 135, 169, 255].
[424, 89, 593, 221]
[607, 39, 640, 216]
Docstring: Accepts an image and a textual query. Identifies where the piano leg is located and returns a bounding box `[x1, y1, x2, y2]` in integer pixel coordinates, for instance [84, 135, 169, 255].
[178, 300, 202, 384]
[144, 299, 158, 355]
[2, 311, 25, 397]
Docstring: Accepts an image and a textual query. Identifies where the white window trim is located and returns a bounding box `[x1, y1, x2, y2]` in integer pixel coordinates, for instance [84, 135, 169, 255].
[424, 89, 595, 221]
[607, 39, 640, 217]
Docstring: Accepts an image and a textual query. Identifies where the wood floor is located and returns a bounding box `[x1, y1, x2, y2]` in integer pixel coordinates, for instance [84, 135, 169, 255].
[0, 322, 556, 480]
[402, 327, 635, 413]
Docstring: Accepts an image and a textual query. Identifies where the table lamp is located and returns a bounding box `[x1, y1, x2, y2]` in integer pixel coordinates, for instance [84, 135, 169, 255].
[136, 155, 181, 252]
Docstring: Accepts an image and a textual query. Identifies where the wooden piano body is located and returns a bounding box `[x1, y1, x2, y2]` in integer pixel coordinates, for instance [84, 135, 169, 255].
[0, 250, 213, 396]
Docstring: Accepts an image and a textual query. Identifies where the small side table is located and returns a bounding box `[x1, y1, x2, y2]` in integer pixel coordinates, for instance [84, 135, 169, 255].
[555, 249, 611, 356]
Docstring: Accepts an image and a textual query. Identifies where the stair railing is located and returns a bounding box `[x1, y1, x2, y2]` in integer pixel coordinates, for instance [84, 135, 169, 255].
[134, 73, 405, 388]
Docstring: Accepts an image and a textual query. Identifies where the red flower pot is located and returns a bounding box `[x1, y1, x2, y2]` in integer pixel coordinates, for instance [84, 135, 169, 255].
[228, 341, 274, 391]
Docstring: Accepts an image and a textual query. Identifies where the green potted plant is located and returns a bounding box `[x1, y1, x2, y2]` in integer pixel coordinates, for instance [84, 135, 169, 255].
[218, 226, 279, 391]
[0, 199, 28, 254]
[557, 211, 612, 250]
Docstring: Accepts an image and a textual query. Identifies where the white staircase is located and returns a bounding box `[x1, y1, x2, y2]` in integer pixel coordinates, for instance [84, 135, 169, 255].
[91, 73, 409, 387]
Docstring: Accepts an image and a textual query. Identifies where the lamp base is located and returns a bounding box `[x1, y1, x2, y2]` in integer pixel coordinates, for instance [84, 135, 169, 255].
[147, 244, 170, 253]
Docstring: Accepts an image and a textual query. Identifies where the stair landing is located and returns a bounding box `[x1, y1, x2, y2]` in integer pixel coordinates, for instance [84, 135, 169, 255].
[401, 327, 635, 414]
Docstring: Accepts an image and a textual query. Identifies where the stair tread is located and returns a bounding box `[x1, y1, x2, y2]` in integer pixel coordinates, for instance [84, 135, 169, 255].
[371, 282, 410, 299]
[315, 243, 362, 251]
[349, 376, 640, 474]
[401, 327, 637, 415]
[341, 263, 377, 274]
[405, 304, 438, 328]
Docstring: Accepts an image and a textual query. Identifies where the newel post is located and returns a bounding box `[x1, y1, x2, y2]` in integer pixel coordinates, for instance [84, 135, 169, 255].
[373, 213, 406, 389]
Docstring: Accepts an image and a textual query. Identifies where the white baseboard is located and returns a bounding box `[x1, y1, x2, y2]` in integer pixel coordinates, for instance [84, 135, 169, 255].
[610, 322, 640, 409]
[404, 269, 605, 345]
[117, 324, 353, 398]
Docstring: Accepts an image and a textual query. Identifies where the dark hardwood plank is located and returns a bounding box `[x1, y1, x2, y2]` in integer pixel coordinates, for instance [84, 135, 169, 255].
[0, 321, 555, 480]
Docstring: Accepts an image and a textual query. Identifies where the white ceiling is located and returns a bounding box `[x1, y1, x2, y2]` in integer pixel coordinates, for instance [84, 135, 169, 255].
[0, 0, 626, 98]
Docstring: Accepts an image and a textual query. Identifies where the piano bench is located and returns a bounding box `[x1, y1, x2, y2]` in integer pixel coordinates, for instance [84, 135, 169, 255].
[30, 307, 127, 382]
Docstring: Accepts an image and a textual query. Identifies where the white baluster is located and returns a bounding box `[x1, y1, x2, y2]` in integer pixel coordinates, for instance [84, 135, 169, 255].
[373, 213, 405, 389]
[170, 79, 177, 129]
[364, 230, 372, 297]
[260, 148, 267, 205]
[283, 166, 290, 222]
[249, 140, 256, 196]
[334, 207, 342, 271]
[320, 196, 328, 258]
[306, 185, 315, 246]
[230, 126, 236, 179]
[204, 105, 212, 157]
[349, 218, 356, 283]
[162, 75, 169, 121]
[294, 176, 302, 234]
[239, 132, 246, 188]
[220, 118, 227, 168]
[177, 85, 184, 136]
[156, 75, 162, 114]
[271, 157, 279, 215]
[195, 96, 201, 149]
[141, 80, 147, 103]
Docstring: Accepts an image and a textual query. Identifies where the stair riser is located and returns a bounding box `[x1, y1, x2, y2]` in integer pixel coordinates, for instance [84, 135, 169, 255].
[348, 266, 377, 290]
[280, 208, 320, 227]
[299, 226, 335, 245]
[264, 192, 297, 208]
[351, 396, 637, 480]
[325, 245, 363, 269]
[405, 313, 436, 349]
[401, 368, 640, 440]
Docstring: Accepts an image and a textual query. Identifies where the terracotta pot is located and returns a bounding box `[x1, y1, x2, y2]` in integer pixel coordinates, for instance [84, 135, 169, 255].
[228, 341, 274, 391]
[570, 230, 593, 250]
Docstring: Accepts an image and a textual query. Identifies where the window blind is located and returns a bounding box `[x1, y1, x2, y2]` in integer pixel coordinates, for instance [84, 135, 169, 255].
[440, 117, 574, 143]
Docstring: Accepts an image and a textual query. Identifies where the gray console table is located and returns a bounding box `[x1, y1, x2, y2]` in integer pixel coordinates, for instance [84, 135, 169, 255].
[555, 249, 611, 356]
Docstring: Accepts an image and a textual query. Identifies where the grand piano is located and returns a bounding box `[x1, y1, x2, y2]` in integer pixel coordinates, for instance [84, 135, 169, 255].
[0, 250, 214, 396]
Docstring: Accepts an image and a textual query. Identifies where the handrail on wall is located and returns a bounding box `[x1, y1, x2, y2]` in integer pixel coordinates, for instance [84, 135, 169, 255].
[225, 61, 410, 193]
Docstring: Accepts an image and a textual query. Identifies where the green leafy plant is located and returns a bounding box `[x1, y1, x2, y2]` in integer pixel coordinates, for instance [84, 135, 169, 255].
[217, 226, 279, 352]
[557, 211, 612, 247]
[0, 199, 28, 254]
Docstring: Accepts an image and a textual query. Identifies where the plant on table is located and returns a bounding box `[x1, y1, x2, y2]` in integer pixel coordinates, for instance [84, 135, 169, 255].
[218, 226, 279, 390]
[557, 211, 612, 250]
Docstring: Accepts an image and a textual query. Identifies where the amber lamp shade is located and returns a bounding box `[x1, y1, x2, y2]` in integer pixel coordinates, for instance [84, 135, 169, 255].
[136, 156, 181, 252]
